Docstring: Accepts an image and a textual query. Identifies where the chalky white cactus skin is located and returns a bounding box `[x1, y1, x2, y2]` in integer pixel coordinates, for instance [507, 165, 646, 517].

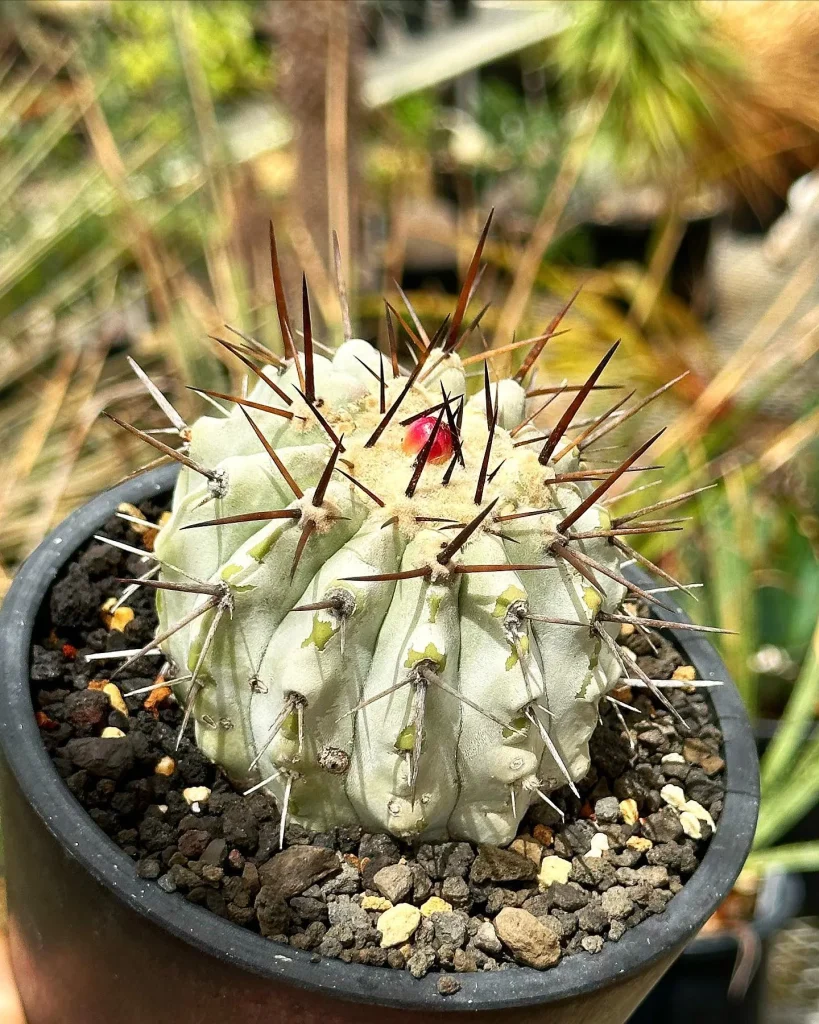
[152, 335, 630, 845]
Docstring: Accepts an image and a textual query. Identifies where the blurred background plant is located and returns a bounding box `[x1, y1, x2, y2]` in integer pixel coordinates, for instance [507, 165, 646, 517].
[1, 0, 818, 1011]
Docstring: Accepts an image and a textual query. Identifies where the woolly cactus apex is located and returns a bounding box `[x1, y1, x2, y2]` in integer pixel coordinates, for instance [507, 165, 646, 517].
[106, 218, 725, 847]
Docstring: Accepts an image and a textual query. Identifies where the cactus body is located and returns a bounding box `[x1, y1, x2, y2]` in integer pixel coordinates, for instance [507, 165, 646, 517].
[152, 335, 630, 846]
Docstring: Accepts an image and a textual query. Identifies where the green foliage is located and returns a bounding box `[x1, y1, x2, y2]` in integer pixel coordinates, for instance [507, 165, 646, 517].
[554, 0, 741, 181]
[90, 1, 271, 145]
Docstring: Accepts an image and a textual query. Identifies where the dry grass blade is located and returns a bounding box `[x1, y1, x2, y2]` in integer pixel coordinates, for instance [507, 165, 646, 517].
[333, 230, 352, 341]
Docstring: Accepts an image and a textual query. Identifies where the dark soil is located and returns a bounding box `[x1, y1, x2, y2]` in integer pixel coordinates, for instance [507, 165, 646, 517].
[30, 500, 726, 980]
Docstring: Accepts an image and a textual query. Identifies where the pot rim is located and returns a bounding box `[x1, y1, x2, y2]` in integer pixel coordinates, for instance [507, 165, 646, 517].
[0, 465, 760, 1012]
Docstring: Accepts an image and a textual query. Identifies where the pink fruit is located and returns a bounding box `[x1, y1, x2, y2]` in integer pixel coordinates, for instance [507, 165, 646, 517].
[403, 415, 454, 465]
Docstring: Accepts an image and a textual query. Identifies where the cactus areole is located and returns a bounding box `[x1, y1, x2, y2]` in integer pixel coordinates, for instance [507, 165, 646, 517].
[125, 220, 690, 847]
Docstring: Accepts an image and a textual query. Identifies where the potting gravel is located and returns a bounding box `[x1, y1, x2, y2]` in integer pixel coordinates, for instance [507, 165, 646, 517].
[29, 500, 726, 979]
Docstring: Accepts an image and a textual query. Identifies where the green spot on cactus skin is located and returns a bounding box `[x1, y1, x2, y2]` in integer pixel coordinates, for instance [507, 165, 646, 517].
[404, 643, 446, 671]
[492, 585, 527, 618]
[301, 616, 337, 651]
[583, 587, 602, 613]
[505, 634, 529, 671]
[427, 592, 443, 624]
[281, 712, 299, 741]
[577, 669, 594, 699]
[221, 564, 244, 581]
[395, 724, 416, 751]
[248, 531, 281, 561]
[502, 715, 529, 739]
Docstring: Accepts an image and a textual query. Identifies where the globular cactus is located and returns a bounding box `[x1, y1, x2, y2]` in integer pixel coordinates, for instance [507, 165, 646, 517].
[108, 221, 704, 847]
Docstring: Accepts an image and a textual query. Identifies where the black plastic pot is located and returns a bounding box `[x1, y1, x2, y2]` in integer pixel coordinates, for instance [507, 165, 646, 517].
[0, 465, 760, 1024]
[628, 870, 803, 1024]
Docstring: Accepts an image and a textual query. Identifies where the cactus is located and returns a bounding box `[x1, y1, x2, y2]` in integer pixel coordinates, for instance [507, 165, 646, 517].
[106, 220, 725, 847]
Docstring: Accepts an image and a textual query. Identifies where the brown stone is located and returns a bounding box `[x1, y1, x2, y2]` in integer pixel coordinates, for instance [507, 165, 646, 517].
[470, 845, 537, 884]
[494, 908, 561, 970]
[258, 846, 340, 899]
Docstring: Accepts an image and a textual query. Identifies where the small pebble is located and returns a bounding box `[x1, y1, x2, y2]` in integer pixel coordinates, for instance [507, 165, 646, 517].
[377, 904, 421, 948]
[101, 727, 125, 739]
[672, 666, 696, 681]
[538, 856, 572, 889]
[437, 976, 461, 996]
[183, 786, 211, 808]
[532, 825, 553, 846]
[509, 834, 543, 867]
[619, 799, 639, 825]
[682, 799, 715, 830]
[373, 863, 413, 904]
[154, 756, 176, 777]
[584, 833, 609, 860]
[494, 908, 561, 970]
[680, 812, 701, 839]
[420, 896, 452, 917]
[102, 683, 129, 716]
[103, 606, 135, 634]
[473, 920, 502, 955]
[660, 784, 686, 810]
[626, 837, 653, 853]
[361, 895, 393, 912]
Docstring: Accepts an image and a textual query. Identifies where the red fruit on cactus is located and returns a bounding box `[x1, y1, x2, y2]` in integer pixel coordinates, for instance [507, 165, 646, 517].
[403, 415, 454, 465]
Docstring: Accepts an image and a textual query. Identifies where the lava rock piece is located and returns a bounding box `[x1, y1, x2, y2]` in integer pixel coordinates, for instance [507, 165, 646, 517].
[66, 736, 134, 780]
[255, 887, 291, 937]
[494, 908, 561, 970]
[470, 845, 536, 885]
[258, 846, 340, 899]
